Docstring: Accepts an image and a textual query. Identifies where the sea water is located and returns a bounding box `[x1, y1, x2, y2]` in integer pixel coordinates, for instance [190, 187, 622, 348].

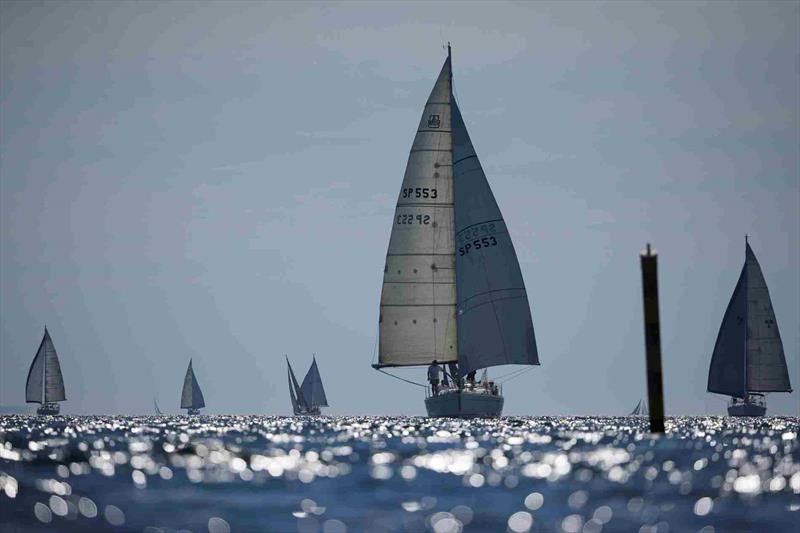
[0, 416, 798, 533]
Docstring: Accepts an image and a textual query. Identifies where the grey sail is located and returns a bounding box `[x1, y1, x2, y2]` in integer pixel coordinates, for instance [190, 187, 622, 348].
[300, 357, 328, 407]
[629, 400, 642, 416]
[180, 360, 205, 409]
[377, 55, 458, 368]
[154, 398, 163, 415]
[451, 100, 539, 375]
[287, 357, 308, 412]
[26, 328, 66, 404]
[707, 266, 748, 397]
[744, 243, 791, 392]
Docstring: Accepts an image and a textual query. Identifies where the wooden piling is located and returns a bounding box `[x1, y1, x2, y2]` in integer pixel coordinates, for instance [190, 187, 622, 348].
[640, 244, 665, 433]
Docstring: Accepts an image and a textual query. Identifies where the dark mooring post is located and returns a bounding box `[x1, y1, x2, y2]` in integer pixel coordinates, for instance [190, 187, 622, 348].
[640, 243, 665, 433]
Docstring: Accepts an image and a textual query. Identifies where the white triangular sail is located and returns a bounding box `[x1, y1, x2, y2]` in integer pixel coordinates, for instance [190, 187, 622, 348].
[180, 360, 205, 409]
[300, 357, 328, 408]
[377, 55, 458, 367]
[744, 243, 791, 392]
[26, 328, 66, 404]
[451, 100, 539, 375]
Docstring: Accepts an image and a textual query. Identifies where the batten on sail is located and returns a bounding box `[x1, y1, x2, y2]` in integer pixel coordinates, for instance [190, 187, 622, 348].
[451, 100, 539, 375]
[378, 55, 458, 368]
[180, 359, 205, 411]
[25, 327, 66, 405]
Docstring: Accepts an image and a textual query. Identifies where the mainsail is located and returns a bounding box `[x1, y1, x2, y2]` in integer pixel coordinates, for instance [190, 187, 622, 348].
[180, 360, 205, 410]
[25, 328, 66, 404]
[707, 240, 792, 397]
[451, 100, 539, 375]
[629, 399, 649, 416]
[300, 357, 328, 408]
[154, 398, 163, 415]
[378, 54, 458, 367]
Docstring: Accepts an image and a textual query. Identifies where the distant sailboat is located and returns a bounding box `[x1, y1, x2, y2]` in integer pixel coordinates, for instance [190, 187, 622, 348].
[629, 399, 648, 416]
[25, 327, 66, 415]
[373, 45, 540, 417]
[287, 356, 328, 415]
[180, 359, 206, 415]
[707, 238, 792, 416]
[154, 397, 163, 415]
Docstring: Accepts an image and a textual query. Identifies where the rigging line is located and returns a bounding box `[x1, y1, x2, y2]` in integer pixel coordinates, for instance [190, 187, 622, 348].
[498, 367, 534, 384]
[496, 366, 534, 383]
[377, 368, 428, 389]
[370, 324, 379, 365]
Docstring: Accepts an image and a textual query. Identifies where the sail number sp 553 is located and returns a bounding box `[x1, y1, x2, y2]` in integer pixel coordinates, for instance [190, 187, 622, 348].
[457, 222, 500, 256]
[401, 187, 438, 199]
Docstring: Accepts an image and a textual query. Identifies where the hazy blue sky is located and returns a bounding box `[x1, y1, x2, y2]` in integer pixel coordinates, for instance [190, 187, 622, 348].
[1, 1, 798, 416]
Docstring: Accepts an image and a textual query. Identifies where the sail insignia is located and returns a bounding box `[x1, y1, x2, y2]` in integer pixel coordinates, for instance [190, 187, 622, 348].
[451, 100, 539, 375]
[180, 359, 206, 410]
[25, 328, 66, 404]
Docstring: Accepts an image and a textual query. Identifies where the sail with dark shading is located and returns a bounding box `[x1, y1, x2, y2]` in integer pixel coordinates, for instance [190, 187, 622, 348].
[451, 100, 539, 375]
[707, 267, 747, 397]
[629, 399, 649, 416]
[180, 360, 205, 410]
[154, 398, 163, 415]
[744, 243, 792, 392]
[287, 357, 307, 412]
[300, 357, 328, 408]
[26, 328, 66, 404]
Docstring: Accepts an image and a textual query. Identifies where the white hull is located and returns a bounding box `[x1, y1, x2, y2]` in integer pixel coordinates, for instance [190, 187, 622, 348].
[425, 390, 504, 418]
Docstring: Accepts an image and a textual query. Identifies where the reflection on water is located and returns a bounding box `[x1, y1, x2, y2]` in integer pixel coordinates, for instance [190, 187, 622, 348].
[0, 416, 798, 532]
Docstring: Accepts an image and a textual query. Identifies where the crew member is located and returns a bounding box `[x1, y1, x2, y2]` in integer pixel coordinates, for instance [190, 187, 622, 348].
[428, 360, 441, 396]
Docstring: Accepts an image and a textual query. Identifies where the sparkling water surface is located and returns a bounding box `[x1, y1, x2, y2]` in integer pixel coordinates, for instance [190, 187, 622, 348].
[1, 416, 798, 533]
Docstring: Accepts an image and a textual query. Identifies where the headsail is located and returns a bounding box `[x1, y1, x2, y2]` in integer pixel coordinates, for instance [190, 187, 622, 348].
[629, 400, 642, 416]
[377, 53, 458, 368]
[451, 100, 539, 375]
[287, 357, 307, 412]
[180, 360, 205, 409]
[25, 328, 66, 404]
[707, 265, 747, 397]
[744, 243, 791, 392]
[300, 357, 328, 407]
[154, 398, 163, 415]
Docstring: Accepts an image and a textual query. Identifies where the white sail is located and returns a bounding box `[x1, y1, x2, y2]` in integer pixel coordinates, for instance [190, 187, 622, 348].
[377, 54, 458, 367]
[180, 360, 205, 409]
[300, 357, 328, 407]
[451, 100, 539, 375]
[744, 243, 791, 392]
[25, 328, 66, 404]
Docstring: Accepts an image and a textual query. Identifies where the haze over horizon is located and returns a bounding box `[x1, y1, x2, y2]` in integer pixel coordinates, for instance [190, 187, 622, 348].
[1, 1, 798, 416]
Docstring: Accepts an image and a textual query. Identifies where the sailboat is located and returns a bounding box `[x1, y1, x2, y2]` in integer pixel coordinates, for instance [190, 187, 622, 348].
[180, 359, 206, 415]
[629, 399, 648, 416]
[707, 238, 792, 416]
[374, 45, 540, 418]
[25, 327, 66, 415]
[153, 397, 163, 415]
[287, 356, 328, 415]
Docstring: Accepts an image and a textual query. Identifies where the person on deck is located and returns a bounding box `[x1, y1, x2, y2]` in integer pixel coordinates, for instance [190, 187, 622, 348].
[467, 370, 476, 389]
[428, 360, 441, 396]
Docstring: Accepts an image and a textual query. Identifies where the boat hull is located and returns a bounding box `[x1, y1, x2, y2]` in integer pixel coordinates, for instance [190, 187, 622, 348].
[186, 408, 201, 415]
[727, 403, 766, 417]
[425, 391, 504, 418]
[36, 403, 60, 416]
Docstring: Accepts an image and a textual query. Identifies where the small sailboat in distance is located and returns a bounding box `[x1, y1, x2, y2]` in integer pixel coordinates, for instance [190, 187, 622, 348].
[373, 45, 540, 417]
[707, 237, 792, 416]
[287, 356, 328, 415]
[25, 327, 67, 415]
[180, 359, 206, 415]
[629, 399, 648, 416]
[154, 397, 163, 415]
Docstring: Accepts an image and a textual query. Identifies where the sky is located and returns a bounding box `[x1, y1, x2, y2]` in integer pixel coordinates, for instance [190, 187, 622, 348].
[1, 1, 798, 416]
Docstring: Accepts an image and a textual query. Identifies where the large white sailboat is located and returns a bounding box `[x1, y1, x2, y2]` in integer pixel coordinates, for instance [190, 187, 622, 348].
[707, 238, 792, 416]
[374, 46, 540, 417]
[25, 327, 67, 415]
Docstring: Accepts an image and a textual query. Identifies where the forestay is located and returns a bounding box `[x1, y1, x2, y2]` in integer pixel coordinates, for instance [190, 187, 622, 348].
[378, 55, 458, 367]
[300, 357, 328, 407]
[25, 328, 66, 404]
[744, 243, 791, 392]
[180, 360, 206, 409]
[451, 100, 539, 375]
